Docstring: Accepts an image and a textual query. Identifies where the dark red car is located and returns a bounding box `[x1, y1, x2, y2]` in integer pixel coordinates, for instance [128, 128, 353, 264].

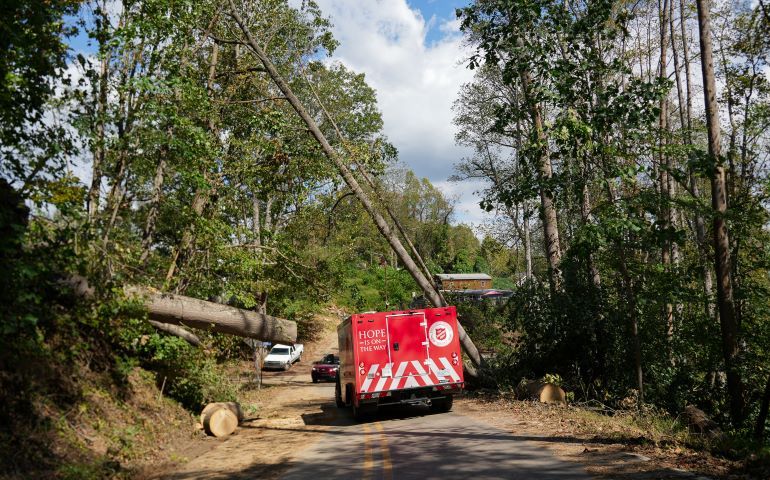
[311, 354, 339, 383]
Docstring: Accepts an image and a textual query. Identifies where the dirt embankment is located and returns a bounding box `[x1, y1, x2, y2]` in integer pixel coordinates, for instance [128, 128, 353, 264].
[1, 363, 201, 480]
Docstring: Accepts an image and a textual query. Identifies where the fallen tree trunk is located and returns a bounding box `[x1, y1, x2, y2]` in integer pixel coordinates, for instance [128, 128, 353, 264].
[227, 4, 483, 377]
[126, 287, 296, 345]
[148, 320, 202, 346]
[63, 276, 297, 344]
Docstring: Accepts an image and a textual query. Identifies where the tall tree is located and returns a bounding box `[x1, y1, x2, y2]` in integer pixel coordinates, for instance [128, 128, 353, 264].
[695, 0, 746, 425]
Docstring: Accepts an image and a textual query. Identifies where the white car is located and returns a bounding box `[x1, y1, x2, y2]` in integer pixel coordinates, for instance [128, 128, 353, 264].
[263, 344, 304, 370]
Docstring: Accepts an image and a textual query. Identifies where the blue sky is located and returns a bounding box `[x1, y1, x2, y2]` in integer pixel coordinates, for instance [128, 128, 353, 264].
[409, 0, 470, 44]
[314, 0, 485, 225]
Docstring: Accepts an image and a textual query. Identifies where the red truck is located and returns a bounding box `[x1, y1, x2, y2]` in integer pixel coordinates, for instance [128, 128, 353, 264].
[335, 306, 464, 418]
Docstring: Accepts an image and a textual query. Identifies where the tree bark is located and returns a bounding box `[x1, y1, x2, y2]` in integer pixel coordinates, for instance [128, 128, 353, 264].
[264, 196, 273, 233]
[658, 0, 676, 359]
[523, 207, 533, 280]
[755, 372, 770, 440]
[227, 2, 484, 374]
[679, 0, 715, 320]
[63, 275, 296, 343]
[148, 320, 202, 346]
[101, 150, 129, 247]
[581, 183, 602, 289]
[88, 51, 109, 221]
[252, 194, 261, 248]
[126, 286, 296, 344]
[518, 63, 562, 293]
[139, 146, 168, 265]
[695, 0, 745, 425]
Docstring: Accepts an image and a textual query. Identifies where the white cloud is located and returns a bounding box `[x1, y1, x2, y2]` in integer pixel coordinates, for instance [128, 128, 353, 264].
[439, 17, 463, 34]
[433, 179, 488, 228]
[316, 0, 486, 225]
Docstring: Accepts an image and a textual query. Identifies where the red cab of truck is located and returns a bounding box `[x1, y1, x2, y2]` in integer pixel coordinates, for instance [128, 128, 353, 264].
[335, 306, 464, 418]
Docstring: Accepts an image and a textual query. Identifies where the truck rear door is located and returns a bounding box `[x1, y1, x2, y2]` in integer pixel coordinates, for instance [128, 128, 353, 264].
[385, 312, 429, 387]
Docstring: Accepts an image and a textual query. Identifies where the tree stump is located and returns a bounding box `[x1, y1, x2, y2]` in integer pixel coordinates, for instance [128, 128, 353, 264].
[203, 408, 238, 438]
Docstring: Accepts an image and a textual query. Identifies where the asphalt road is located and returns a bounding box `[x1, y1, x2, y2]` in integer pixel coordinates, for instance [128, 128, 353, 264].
[282, 401, 592, 480]
[159, 326, 595, 480]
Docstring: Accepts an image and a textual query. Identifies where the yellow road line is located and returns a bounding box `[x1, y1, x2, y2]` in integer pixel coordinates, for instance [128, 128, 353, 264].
[373, 422, 393, 480]
[363, 423, 373, 480]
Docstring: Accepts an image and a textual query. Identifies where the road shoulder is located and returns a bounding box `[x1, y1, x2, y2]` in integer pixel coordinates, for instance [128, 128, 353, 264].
[455, 394, 736, 479]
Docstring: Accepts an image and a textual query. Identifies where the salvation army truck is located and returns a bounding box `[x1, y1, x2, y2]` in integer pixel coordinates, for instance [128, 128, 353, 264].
[335, 306, 464, 418]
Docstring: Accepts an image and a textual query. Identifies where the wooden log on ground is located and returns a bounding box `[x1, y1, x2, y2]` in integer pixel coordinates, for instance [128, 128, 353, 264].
[126, 286, 296, 344]
[516, 380, 566, 404]
[148, 320, 201, 346]
[200, 402, 244, 425]
[539, 384, 566, 404]
[203, 407, 238, 437]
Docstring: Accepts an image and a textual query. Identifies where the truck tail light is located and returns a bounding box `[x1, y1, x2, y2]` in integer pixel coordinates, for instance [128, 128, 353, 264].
[359, 368, 365, 375]
[451, 352, 458, 359]
[452, 358, 458, 365]
[358, 362, 364, 369]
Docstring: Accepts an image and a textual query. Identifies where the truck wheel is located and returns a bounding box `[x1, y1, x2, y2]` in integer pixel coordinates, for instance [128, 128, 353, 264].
[430, 395, 454, 413]
[335, 378, 345, 408]
[312, 374, 318, 383]
[283, 362, 291, 371]
[353, 403, 376, 420]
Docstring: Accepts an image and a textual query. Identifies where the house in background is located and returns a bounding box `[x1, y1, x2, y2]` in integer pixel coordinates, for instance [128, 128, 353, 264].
[434, 273, 492, 291]
[410, 273, 512, 308]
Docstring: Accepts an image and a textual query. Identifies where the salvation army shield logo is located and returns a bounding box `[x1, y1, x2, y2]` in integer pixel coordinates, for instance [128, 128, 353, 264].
[429, 321, 454, 347]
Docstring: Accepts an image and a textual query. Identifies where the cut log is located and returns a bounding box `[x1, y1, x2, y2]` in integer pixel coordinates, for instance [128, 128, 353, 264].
[515, 380, 566, 404]
[200, 402, 244, 425]
[539, 384, 566, 404]
[203, 407, 238, 437]
[148, 320, 201, 346]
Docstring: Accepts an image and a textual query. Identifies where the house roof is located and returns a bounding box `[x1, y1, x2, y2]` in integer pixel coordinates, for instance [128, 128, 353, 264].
[434, 273, 492, 281]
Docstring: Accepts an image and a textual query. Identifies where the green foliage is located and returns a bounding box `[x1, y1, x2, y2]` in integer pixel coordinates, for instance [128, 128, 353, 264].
[542, 373, 563, 386]
[456, 0, 770, 442]
[335, 265, 418, 312]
